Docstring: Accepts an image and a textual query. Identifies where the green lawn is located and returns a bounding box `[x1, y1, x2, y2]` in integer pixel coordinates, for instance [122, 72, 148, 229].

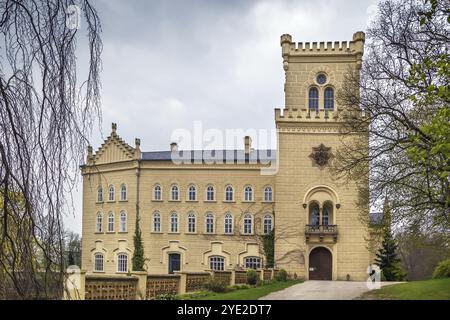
[359, 278, 450, 300]
[180, 280, 302, 300]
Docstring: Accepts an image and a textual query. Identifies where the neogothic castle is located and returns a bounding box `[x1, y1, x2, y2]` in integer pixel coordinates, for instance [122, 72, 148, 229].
[81, 31, 371, 281]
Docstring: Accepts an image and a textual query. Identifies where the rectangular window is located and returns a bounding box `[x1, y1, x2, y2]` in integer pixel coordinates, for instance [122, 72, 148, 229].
[209, 256, 224, 271]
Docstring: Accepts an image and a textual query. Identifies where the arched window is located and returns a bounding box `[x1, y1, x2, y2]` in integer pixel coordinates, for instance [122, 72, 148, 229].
[309, 202, 320, 226]
[309, 87, 319, 111]
[187, 213, 196, 233]
[154, 185, 162, 200]
[153, 212, 161, 232]
[108, 185, 115, 201]
[206, 185, 215, 201]
[97, 186, 103, 202]
[264, 186, 273, 202]
[244, 186, 253, 201]
[120, 184, 127, 201]
[243, 214, 253, 234]
[108, 212, 114, 232]
[171, 185, 179, 201]
[170, 212, 178, 233]
[117, 253, 128, 273]
[96, 212, 103, 233]
[225, 186, 233, 201]
[209, 256, 225, 271]
[188, 185, 196, 201]
[322, 202, 333, 225]
[224, 213, 233, 234]
[263, 214, 273, 234]
[205, 213, 214, 233]
[324, 87, 334, 110]
[94, 253, 104, 272]
[119, 211, 127, 232]
[244, 257, 261, 269]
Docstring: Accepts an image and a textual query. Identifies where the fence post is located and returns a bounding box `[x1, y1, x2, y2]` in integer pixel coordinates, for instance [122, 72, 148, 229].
[132, 271, 148, 300]
[259, 269, 264, 281]
[271, 268, 275, 280]
[230, 270, 236, 286]
[178, 272, 187, 295]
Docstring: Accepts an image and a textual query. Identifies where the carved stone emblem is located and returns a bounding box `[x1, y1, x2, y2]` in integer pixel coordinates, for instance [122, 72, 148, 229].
[309, 144, 333, 167]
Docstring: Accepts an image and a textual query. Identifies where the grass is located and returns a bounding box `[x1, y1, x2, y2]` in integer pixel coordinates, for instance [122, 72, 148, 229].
[359, 278, 450, 300]
[180, 280, 303, 300]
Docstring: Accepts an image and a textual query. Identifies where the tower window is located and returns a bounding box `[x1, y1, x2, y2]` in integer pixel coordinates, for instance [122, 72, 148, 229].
[316, 73, 327, 85]
[324, 87, 334, 110]
[309, 88, 319, 111]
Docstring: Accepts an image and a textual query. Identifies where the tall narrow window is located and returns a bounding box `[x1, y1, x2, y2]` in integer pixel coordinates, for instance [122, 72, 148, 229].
[96, 212, 103, 233]
[309, 203, 320, 225]
[224, 213, 233, 234]
[97, 186, 103, 202]
[206, 185, 215, 201]
[205, 213, 214, 233]
[244, 186, 253, 201]
[117, 253, 128, 273]
[153, 212, 161, 232]
[225, 186, 233, 201]
[209, 256, 225, 271]
[263, 214, 273, 234]
[188, 185, 196, 201]
[108, 212, 114, 232]
[324, 87, 334, 110]
[309, 87, 319, 111]
[120, 184, 127, 201]
[171, 185, 179, 201]
[187, 213, 196, 233]
[243, 214, 253, 234]
[108, 185, 115, 201]
[154, 185, 162, 200]
[94, 253, 104, 272]
[170, 212, 178, 233]
[264, 186, 273, 202]
[119, 211, 127, 232]
[322, 203, 332, 225]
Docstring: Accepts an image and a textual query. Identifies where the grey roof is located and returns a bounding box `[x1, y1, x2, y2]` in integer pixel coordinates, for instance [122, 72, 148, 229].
[141, 149, 276, 164]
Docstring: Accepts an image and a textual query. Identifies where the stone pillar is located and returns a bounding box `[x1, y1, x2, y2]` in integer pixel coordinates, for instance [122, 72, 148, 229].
[259, 269, 264, 281]
[132, 271, 148, 300]
[230, 270, 236, 286]
[178, 272, 187, 295]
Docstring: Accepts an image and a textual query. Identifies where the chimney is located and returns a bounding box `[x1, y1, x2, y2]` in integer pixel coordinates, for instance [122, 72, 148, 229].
[170, 142, 178, 152]
[244, 136, 252, 155]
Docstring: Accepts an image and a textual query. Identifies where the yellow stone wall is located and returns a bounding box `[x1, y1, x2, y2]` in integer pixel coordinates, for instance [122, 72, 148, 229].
[81, 31, 371, 281]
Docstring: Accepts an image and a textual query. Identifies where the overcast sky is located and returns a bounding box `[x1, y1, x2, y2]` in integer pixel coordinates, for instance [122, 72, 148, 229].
[65, 0, 380, 233]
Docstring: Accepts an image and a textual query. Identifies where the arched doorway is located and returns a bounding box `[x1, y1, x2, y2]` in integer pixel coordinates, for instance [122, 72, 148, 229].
[309, 247, 332, 280]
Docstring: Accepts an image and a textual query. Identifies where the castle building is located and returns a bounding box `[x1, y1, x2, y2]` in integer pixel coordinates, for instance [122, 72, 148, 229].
[81, 32, 370, 281]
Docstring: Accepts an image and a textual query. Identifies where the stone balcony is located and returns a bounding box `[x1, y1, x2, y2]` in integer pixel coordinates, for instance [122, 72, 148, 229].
[305, 224, 338, 243]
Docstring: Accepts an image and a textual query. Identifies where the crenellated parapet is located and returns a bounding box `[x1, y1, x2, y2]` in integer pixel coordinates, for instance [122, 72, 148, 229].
[281, 31, 365, 71]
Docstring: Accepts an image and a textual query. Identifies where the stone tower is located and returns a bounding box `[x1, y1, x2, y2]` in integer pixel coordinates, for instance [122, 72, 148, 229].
[273, 32, 370, 280]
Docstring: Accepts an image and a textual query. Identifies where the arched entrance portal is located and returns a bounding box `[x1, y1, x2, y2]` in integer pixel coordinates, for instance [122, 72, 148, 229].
[309, 247, 332, 280]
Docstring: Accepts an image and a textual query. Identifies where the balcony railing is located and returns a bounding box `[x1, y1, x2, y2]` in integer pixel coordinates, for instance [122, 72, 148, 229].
[305, 224, 338, 242]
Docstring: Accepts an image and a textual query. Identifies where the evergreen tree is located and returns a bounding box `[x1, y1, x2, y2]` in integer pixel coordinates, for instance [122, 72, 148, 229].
[375, 200, 406, 281]
[132, 215, 145, 271]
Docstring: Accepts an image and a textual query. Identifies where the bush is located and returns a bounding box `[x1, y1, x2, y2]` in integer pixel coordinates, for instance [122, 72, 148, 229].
[275, 269, 288, 282]
[432, 259, 450, 279]
[231, 284, 250, 290]
[154, 293, 179, 300]
[246, 269, 258, 285]
[203, 277, 228, 293]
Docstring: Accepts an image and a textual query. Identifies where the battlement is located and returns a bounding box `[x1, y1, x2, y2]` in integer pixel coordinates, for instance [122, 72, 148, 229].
[281, 32, 365, 56]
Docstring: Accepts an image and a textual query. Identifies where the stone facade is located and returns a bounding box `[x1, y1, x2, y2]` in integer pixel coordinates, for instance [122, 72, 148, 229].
[81, 32, 371, 281]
